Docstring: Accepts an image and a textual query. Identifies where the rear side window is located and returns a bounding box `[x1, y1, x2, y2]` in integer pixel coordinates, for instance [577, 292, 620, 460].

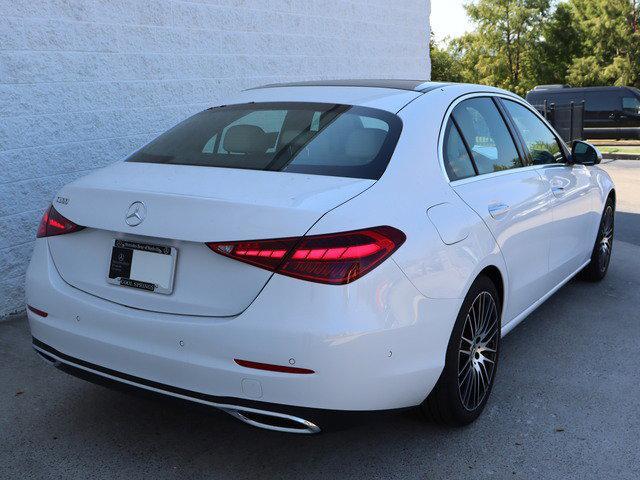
[127, 102, 402, 180]
[443, 120, 476, 181]
[623, 96, 640, 113]
[453, 98, 522, 174]
[584, 92, 618, 111]
[502, 100, 565, 165]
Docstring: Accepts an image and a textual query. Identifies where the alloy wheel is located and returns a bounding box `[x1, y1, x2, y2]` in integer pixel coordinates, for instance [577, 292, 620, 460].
[599, 205, 614, 273]
[457, 291, 499, 411]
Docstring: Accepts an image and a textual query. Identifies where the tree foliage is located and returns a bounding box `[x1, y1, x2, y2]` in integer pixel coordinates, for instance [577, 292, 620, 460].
[430, 36, 465, 83]
[567, 0, 640, 87]
[430, 0, 640, 93]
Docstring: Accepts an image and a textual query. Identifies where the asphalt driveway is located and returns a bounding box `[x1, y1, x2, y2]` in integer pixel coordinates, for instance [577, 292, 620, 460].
[1, 160, 639, 480]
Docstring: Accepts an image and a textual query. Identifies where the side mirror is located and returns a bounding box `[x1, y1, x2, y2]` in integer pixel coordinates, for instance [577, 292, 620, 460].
[571, 140, 602, 165]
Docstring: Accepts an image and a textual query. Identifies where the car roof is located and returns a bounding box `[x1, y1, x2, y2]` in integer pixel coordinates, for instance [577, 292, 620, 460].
[250, 79, 453, 93]
[224, 81, 519, 114]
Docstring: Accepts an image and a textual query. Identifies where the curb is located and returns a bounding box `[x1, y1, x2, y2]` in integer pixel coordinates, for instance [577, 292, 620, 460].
[601, 153, 640, 161]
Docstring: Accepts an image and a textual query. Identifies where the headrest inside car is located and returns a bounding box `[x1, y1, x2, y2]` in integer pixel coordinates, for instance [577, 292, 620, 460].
[344, 128, 387, 159]
[223, 125, 272, 154]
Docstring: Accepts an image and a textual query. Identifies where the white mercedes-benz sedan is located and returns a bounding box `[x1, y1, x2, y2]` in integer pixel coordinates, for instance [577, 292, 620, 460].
[26, 80, 615, 433]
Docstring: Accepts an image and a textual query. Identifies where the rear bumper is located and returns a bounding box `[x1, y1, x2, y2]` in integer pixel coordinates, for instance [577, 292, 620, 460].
[35, 338, 328, 433]
[26, 238, 461, 417]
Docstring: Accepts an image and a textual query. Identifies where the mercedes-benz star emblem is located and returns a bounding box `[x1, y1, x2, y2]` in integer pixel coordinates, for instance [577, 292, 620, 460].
[125, 201, 146, 227]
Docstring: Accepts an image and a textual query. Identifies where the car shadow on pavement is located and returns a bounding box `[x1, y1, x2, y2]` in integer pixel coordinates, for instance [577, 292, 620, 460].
[614, 211, 640, 246]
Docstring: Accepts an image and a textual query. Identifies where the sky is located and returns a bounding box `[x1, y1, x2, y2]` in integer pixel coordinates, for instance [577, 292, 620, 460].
[431, 0, 473, 42]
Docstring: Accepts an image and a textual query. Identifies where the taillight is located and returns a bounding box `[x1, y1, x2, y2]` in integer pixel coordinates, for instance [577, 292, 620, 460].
[207, 226, 406, 285]
[36, 205, 84, 238]
[27, 305, 48, 317]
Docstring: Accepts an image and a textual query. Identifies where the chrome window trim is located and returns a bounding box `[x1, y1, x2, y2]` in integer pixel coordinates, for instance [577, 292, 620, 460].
[438, 92, 569, 186]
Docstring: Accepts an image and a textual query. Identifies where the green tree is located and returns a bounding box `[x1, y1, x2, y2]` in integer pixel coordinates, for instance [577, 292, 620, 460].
[528, 2, 582, 86]
[452, 0, 550, 94]
[566, 0, 640, 87]
[429, 0, 640, 91]
[430, 37, 465, 82]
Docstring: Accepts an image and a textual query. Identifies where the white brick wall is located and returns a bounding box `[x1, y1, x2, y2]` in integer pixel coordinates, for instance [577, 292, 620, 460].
[0, 0, 431, 317]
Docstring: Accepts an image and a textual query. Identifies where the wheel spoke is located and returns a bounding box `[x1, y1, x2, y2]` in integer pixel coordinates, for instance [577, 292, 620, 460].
[468, 371, 477, 407]
[474, 370, 481, 407]
[477, 295, 495, 339]
[459, 358, 472, 378]
[482, 294, 492, 328]
[481, 320, 499, 343]
[488, 301, 498, 327]
[479, 364, 493, 402]
[473, 303, 481, 335]
[482, 294, 491, 328]
[477, 364, 488, 391]
[479, 361, 492, 383]
[459, 368, 473, 393]
[462, 370, 473, 405]
[469, 309, 478, 337]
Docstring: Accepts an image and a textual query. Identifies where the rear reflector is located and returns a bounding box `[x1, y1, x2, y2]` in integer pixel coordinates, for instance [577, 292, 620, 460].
[27, 305, 48, 317]
[234, 359, 315, 374]
[37, 205, 84, 238]
[207, 226, 406, 285]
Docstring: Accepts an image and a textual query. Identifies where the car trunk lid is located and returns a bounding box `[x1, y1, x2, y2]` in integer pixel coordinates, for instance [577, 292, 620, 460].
[47, 162, 374, 316]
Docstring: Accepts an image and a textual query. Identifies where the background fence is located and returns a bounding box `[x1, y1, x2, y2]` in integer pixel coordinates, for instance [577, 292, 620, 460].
[533, 101, 585, 144]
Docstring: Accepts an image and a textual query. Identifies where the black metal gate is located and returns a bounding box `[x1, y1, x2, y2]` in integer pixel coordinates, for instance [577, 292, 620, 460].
[532, 101, 585, 143]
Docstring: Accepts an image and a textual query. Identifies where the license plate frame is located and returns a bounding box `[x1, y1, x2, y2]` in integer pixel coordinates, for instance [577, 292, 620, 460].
[107, 239, 177, 294]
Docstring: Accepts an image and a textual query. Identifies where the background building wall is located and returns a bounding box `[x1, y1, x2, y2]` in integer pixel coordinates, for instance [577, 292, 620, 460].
[0, 0, 431, 317]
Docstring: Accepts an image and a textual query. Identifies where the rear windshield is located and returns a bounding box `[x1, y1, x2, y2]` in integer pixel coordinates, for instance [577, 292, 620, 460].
[127, 102, 402, 180]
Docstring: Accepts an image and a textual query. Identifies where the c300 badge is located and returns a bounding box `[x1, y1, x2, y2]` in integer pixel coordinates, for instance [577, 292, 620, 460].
[56, 196, 69, 205]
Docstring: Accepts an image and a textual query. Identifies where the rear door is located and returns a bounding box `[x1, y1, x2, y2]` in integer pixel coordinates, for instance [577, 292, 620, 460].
[444, 96, 555, 322]
[500, 98, 596, 283]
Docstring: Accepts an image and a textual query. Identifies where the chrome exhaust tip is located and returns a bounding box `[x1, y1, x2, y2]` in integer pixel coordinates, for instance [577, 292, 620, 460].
[222, 407, 321, 434]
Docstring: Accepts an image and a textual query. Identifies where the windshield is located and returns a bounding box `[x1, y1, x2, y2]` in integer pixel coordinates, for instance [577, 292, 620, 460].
[127, 102, 402, 180]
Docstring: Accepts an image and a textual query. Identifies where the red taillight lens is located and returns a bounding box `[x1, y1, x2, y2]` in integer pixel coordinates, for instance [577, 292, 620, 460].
[209, 237, 298, 271]
[234, 359, 315, 374]
[36, 205, 84, 238]
[207, 226, 406, 285]
[27, 305, 48, 317]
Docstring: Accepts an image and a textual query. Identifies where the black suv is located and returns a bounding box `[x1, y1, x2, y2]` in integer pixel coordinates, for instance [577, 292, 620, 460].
[526, 85, 640, 140]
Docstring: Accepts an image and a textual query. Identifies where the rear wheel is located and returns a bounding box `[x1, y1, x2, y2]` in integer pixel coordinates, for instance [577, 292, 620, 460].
[581, 198, 614, 282]
[421, 275, 501, 426]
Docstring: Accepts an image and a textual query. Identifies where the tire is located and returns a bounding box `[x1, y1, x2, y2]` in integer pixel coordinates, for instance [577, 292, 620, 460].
[581, 198, 615, 282]
[421, 275, 501, 426]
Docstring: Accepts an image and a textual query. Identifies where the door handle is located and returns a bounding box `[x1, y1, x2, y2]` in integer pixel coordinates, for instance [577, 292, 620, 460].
[488, 203, 510, 219]
[552, 185, 565, 195]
